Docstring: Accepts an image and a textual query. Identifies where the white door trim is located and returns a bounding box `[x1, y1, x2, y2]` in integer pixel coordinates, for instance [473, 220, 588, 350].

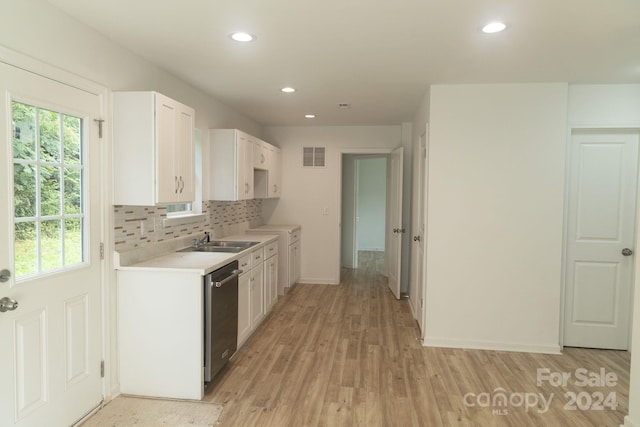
[0, 46, 115, 400]
[560, 125, 640, 350]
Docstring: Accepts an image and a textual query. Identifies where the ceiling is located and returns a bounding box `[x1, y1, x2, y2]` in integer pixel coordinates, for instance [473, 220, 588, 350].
[45, 0, 640, 127]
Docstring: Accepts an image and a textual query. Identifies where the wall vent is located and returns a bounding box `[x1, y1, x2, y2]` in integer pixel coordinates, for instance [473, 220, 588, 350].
[303, 147, 326, 167]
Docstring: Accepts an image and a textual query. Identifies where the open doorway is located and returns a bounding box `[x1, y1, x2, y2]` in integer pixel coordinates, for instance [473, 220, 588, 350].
[341, 154, 388, 276]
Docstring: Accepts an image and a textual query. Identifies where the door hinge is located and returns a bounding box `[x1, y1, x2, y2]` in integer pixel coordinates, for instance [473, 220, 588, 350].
[100, 242, 105, 260]
[94, 119, 104, 138]
[100, 360, 105, 378]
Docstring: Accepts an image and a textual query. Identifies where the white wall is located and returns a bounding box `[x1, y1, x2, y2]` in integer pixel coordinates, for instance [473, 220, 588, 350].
[1, 0, 261, 398]
[262, 126, 402, 284]
[424, 83, 568, 354]
[568, 84, 640, 427]
[357, 157, 386, 251]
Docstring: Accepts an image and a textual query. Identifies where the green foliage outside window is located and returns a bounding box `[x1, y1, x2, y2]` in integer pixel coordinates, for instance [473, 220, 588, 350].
[12, 101, 84, 276]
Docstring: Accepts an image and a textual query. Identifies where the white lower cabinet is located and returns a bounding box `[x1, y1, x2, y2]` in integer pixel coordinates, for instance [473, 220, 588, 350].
[264, 241, 279, 313]
[250, 262, 265, 327]
[117, 270, 204, 400]
[237, 269, 252, 346]
[237, 243, 278, 347]
[246, 225, 301, 295]
[288, 240, 301, 287]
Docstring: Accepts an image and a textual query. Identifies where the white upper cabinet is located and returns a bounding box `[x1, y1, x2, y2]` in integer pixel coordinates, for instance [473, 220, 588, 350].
[210, 129, 254, 201]
[113, 91, 195, 206]
[253, 138, 269, 170]
[267, 146, 282, 198]
[254, 143, 282, 199]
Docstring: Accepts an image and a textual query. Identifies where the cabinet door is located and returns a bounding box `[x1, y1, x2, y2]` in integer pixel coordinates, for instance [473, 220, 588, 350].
[266, 254, 278, 312]
[175, 107, 194, 202]
[268, 146, 281, 198]
[238, 273, 252, 345]
[155, 94, 178, 204]
[253, 139, 268, 170]
[288, 242, 300, 287]
[250, 264, 264, 326]
[237, 132, 254, 200]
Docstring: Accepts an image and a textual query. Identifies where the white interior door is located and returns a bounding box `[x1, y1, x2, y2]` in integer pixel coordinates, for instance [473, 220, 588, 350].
[387, 146, 403, 299]
[564, 130, 639, 350]
[0, 62, 103, 426]
[414, 130, 428, 332]
[340, 155, 358, 269]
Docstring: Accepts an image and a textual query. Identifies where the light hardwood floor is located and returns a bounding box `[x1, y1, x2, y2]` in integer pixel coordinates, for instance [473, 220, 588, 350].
[204, 251, 630, 426]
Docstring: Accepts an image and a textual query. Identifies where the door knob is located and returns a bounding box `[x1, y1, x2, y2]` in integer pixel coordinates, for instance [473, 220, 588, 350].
[0, 297, 19, 312]
[622, 248, 633, 256]
[0, 269, 10, 283]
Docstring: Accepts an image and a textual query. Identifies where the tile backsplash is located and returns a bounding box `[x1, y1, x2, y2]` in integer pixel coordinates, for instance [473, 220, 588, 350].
[114, 199, 263, 252]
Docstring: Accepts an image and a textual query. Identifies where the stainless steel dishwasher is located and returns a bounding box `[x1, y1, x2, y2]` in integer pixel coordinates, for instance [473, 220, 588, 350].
[204, 260, 242, 382]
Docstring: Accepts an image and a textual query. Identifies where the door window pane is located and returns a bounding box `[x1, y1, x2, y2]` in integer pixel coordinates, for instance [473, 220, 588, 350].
[41, 220, 62, 271]
[14, 221, 37, 277]
[63, 115, 81, 164]
[64, 218, 83, 266]
[64, 167, 82, 214]
[12, 102, 36, 160]
[12, 101, 86, 279]
[39, 109, 61, 162]
[40, 165, 61, 216]
[13, 163, 36, 217]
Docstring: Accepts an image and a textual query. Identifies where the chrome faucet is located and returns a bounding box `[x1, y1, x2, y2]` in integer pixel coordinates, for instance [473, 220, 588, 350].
[193, 231, 211, 248]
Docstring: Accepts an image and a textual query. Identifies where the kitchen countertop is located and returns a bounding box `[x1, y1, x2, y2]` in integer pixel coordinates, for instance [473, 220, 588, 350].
[114, 233, 279, 275]
[247, 224, 300, 232]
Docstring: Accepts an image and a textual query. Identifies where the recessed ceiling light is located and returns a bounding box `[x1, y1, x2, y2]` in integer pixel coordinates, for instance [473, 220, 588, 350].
[305, 114, 316, 119]
[281, 87, 296, 93]
[230, 32, 255, 42]
[482, 22, 506, 33]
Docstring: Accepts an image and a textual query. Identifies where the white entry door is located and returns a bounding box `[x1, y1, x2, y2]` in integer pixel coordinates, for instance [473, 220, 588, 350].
[0, 62, 103, 426]
[387, 146, 403, 299]
[563, 130, 639, 350]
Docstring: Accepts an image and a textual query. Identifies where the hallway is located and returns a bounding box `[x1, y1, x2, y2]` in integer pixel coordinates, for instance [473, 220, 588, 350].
[205, 253, 630, 426]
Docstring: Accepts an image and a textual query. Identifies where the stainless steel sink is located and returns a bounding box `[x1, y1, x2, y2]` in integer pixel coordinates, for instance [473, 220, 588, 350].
[208, 241, 259, 249]
[178, 240, 260, 253]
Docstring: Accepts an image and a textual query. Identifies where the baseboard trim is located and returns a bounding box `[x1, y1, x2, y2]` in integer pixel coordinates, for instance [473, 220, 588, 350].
[298, 278, 340, 285]
[623, 415, 639, 427]
[423, 337, 562, 355]
[109, 384, 121, 401]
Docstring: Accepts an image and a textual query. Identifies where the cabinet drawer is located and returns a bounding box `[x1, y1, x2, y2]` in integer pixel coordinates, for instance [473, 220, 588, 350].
[238, 254, 251, 273]
[290, 230, 300, 244]
[251, 248, 264, 267]
[264, 241, 278, 258]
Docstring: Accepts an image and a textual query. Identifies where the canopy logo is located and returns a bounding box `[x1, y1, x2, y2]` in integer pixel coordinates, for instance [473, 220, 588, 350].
[462, 367, 619, 416]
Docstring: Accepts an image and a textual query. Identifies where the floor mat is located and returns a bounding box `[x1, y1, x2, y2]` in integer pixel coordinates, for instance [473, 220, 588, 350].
[80, 395, 223, 426]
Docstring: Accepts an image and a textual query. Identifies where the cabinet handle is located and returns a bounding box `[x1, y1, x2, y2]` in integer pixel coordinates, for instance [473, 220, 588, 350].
[175, 176, 179, 194]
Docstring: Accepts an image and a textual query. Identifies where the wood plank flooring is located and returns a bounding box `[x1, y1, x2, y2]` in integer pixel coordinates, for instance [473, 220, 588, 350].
[204, 252, 630, 426]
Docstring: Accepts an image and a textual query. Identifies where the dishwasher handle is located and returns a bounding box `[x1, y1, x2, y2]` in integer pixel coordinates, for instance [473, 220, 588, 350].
[213, 269, 243, 288]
